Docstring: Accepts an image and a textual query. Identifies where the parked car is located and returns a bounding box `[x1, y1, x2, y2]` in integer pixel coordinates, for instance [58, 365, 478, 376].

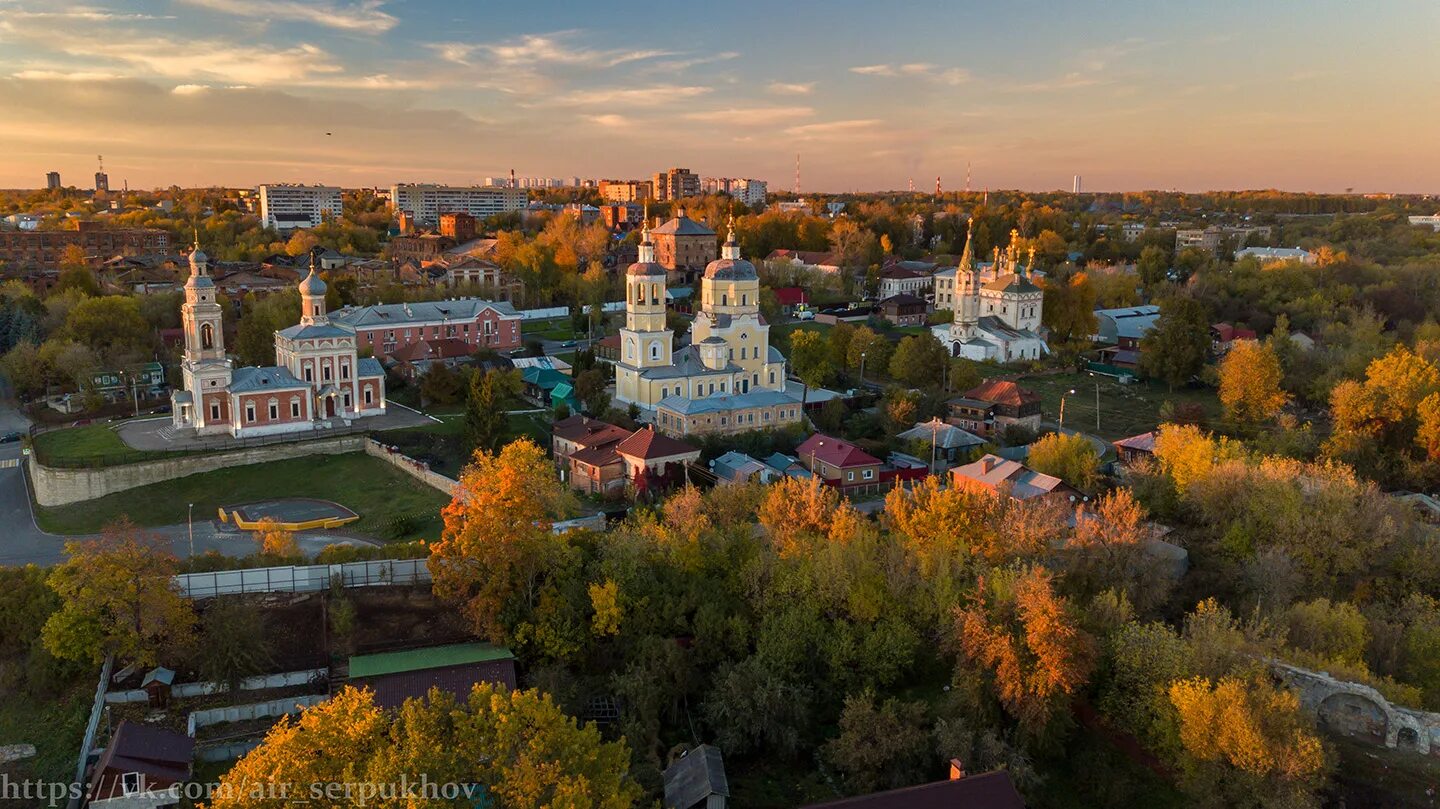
[0, 432, 20, 443]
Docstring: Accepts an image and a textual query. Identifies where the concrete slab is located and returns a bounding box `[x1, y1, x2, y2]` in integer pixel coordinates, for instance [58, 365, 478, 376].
[115, 406, 435, 451]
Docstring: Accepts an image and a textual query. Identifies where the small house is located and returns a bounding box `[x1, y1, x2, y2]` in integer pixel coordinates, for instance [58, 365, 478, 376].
[663, 745, 729, 809]
[86, 722, 194, 808]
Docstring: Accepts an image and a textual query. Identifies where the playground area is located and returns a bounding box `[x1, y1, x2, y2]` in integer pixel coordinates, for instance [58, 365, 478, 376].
[219, 498, 360, 531]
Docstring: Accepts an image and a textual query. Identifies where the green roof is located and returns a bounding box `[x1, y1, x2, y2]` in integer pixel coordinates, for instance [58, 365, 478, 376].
[349, 643, 515, 679]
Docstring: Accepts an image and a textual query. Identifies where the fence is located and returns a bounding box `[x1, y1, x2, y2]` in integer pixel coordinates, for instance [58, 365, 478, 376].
[29, 420, 378, 469]
[188, 694, 329, 735]
[519, 306, 570, 320]
[175, 559, 431, 599]
[105, 669, 327, 704]
[69, 655, 114, 809]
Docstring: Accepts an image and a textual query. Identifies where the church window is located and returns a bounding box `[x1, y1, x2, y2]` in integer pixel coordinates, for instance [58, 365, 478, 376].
[721, 294, 727, 306]
[323, 364, 332, 382]
[364, 387, 373, 405]
[245, 403, 255, 423]
[201, 323, 214, 350]
[742, 294, 747, 306]
[344, 393, 351, 408]
[210, 403, 220, 421]
[763, 411, 770, 422]
[626, 339, 635, 359]
[268, 401, 279, 420]
[304, 366, 313, 383]
[740, 347, 747, 360]
[341, 363, 350, 380]
[291, 399, 301, 418]
[650, 342, 661, 360]
[708, 383, 715, 395]
[768, 371, 775, 385]
[720, 382, 727, 392]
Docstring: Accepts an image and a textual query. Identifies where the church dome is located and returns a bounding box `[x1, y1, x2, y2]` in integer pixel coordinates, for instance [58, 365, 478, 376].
[627, 260, 667, 277]
[299, 267, 327, 296]
[702, 257, 757, 281]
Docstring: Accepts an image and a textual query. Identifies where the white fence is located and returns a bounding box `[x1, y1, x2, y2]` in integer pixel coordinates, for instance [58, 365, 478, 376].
[105, 669, 326, 704]
[601, 301, 625, 313]
[188, 694, 328, 735]
[175, 559, 431, 598]
[520, 306, 569, 321]
[195, 740, 262, 763]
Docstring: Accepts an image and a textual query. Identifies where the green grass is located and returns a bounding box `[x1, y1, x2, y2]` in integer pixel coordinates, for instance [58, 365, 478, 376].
[0, 677, 91, 784]
[525, 318, 579, 341]
[1012, 371, 1222, 441]
[32, 422, 185, 467]
[35, 452, 450, 538]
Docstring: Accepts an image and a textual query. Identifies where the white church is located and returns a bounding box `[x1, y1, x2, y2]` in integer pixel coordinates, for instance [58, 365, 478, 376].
[932, 227, 1049, 362]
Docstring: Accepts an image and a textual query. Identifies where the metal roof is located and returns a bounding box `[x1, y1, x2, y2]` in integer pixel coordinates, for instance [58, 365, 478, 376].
[349, 643, 515, 679]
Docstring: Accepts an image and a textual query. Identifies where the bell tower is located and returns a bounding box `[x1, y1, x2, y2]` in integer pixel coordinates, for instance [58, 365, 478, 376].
[182, 243, 225, 362]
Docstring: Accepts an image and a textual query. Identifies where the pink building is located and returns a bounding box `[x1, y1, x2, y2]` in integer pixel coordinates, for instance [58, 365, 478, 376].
[329, 299, 523, 361]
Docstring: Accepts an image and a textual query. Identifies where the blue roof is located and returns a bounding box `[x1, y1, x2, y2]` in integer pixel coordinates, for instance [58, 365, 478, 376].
[229, 365, 308, 393]
[277, 322, 353, 340]
[656, 388, 799, 416]
[358, 357, 384, 378]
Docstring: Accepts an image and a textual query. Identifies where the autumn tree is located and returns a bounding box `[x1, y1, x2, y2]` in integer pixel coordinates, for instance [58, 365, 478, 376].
[953, 565, 1095, 734]
[1041, 272, 1099, 348]
[63, 295, 152, 358]
[429, 439, 577, 644]
[788, 329, 833, 405]
[1140, 296, 1211, 391]
[209, 684, 641, 809]
[253, 518, 300, 560]
[1026, 431, 1099, 491]
[758, 475, 857, 557]
[43, 521, 193, 666]
[1137, 244, 1170, 288]
[1219, 339, 1289, 426]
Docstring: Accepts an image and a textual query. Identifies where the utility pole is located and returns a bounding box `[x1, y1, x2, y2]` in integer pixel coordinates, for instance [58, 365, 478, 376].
[1095, 380, 1101, 432]
[1059, 388, 1076, 431]
[187, 503, 195, 558]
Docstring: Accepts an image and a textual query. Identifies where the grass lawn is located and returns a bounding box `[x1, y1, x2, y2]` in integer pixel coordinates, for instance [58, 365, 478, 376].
[34, 452, 450, 538]
[32, 422, 185, 467]
[525, 318, 578, 341]
[1012, 371, 1222, 442]
[773, 320, 834, 349]
[0, 677, 92, 784]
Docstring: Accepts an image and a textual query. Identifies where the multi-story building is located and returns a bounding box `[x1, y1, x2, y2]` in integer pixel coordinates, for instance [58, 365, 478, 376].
[329, 298, 523, 360]
[650, 209, 717, 276]
[1174, 224, 1272, 253]
[388, 233, 456, 265]
[259, 184, 342, 231]
[703, 177, 768, 206]
[599, 180, 653, 202]
[94, 172, 109, 193]
[600, 203, 644, 231]
[439, 212, 477, 242]
[0, 220, 170, 270]
[45, 172, 60, 190]
[389, 184, 526, 227]
[652, 168, 701, 201]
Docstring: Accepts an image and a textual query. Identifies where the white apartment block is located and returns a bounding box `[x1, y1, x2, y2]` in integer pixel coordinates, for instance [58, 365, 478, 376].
[1409, 214, 1440, 232]
[259, 184, 343, 231]
[389, 184, 527, 226]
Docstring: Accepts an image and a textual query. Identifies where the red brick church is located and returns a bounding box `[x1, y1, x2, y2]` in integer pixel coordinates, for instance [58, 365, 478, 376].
[170, 245, 386, 436]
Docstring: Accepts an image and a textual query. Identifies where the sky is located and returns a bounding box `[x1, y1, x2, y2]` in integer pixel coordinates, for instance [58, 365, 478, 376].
[0, 0, 1436, 193]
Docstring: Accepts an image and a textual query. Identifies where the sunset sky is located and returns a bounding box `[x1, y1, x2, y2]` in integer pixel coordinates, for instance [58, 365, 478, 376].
[0, 0, 1436, 193]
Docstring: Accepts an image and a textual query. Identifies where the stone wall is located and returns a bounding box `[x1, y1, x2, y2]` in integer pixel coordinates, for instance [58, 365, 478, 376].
[363, 438, 458, 496]
[29, 434, 367, 507]
[1273, 661, 1440, 757]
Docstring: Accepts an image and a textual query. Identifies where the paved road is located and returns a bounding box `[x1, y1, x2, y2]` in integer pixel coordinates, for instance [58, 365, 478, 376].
[0, 401, 378, 567]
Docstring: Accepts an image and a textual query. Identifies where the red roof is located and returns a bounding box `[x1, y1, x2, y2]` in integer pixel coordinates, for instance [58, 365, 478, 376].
[796, 433, 881, 468]
[964, 379, 1040, 408]
[615, 426, 698, 461]
[1212, 322, 1257, 343]
[1113, 431, 1157, 453]
[552, 415, 631, 448]
[390, 338, 474, 364]
[772, 286, 808, 306]
[766, 249, 837, 266]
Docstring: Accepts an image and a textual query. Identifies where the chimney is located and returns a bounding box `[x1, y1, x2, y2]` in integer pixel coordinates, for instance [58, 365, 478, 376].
[982, 456, 996, 473]
[949, 758, 966, 781]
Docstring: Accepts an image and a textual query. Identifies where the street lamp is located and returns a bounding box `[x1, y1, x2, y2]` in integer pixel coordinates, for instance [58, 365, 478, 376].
[859, 352, 867, 383]
[1059, 388, 1077, 431]
[187, 503, 195, 559]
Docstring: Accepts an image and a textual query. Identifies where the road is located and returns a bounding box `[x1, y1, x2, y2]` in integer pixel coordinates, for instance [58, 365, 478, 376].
[0, 401, 377, 567]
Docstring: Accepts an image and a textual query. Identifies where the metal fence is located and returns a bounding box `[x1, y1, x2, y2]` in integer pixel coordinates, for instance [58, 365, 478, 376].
[29, 421, 374, 469]
[175, 559, 431, 599]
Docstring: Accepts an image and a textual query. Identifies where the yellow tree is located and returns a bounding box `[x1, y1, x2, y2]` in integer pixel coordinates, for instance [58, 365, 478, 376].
[1218, 339, 1289, 426]
[42, 520, 193, 666]
[429, 438, 578, 642]
[1417, 392, 1440, 461]
[757, 475, 853, 557]
[253, 517, 300, 559]
[1027, 431, 1099, 491]
[1153, 423, 1244, 494]
[208, 685, 642, 809]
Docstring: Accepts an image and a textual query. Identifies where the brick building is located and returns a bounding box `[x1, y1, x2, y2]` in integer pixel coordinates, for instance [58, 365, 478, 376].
[329, 298, 522, 359]
[387, 233, 456, 265]
[0, 220, 170, 270]
[650, 209, 717, 276]
[438, 212, 477, 242]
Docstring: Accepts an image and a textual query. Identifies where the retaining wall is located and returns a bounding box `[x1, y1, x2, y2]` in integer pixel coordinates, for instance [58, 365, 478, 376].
[187, 694, 328, 735]
[30, 434, 367, 506]
[364, 438, 458, 496]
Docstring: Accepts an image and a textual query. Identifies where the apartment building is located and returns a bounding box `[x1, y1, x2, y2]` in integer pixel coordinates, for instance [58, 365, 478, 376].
[652, 168, 701, 201]
[259, 184, 343, 231]
[389, 184, 526, 226]
[599, 179, 654, 202]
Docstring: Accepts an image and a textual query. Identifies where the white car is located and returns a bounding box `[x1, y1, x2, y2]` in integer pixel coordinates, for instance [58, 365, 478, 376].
[794, 308, 816, 321]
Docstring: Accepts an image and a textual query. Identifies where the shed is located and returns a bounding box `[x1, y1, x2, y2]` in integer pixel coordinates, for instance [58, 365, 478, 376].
[141, 666, 175, 708]
[348, 643, 518, 710]
[663, 744, 729, 809]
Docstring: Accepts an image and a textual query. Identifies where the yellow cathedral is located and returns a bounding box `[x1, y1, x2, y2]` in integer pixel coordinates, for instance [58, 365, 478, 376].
[615, 216, 801, 437]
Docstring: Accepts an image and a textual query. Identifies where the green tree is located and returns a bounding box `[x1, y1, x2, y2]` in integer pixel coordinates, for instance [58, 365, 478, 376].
[888, 333, 949, 388]
[1140, 296, 1211, 391]
[789, 329, 833, 406]
[418, 361, 464, 406]
[193, 599, 273, 694]
[1137, 244, 1170, 288]
[847, 326, 892, 379]
[1027, 431, 1100, 491]
[824, 690, 931, 793]
[63, 295, 151, 357]
[465, 368, 519, 455]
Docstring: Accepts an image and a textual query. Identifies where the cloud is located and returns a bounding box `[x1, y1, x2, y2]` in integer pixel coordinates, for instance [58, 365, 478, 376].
[585, 114, 630, 128]
[783, 118, 885, 141]
[433, 31, 673, 70]
[684, 106, 813, 126]
[12, 69, 126, 81]
[644, 52, 740, 73]
[849, 63, 969, 85]
[0, 7, 174, 22]
[171, 84, 210, 95]
[32, 32, 346, 85]
[1013, 72, 1109, 92]
[767, 81, 814, 95]
[533, 84, 712, 109]
[176, 0, 398, 34]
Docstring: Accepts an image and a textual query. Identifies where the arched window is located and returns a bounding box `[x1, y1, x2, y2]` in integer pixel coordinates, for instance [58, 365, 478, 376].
[201, 323, 214, 350]
[721, 294, 727, 306]
[742, 294, 747, 306]
[650, 342, 661, 360]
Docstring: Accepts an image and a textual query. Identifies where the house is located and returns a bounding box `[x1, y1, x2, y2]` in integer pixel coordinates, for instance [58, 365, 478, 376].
[801, 764, 1024, 809]
[765, 249, 842, 274]
[347, 643, 518, 710]
[796, 433, 884, 493]
[1235, 246, 1316, 265]
[663, 745, 729, 809]
[1211, 322, 1258, 353]
[948, 380, 1042, 437]
[1093, 305, 1159, 369]
[771, 286, 809, 314]
[951, 454, 1079, 503]
[762, 452, 813, 480]
[328, 298, 523, 360]
[896, 418, 987, 469]
[86, 721, 194, 808]
[614, 426, 701, 496]
[551, 415, 632, 463]
[877, 265, 934, 299]
[1113, 430, 1157, 466]
[595, 333, 622, 363]
[710, 450, 772, 484]
[388, 338, 482, 381]
[140, 666, 175, 708]
[521, 366, 570, 403]
[510, 355, 573, 376]
[550, 380, 578, 411]
[876, 293, 928, 326]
